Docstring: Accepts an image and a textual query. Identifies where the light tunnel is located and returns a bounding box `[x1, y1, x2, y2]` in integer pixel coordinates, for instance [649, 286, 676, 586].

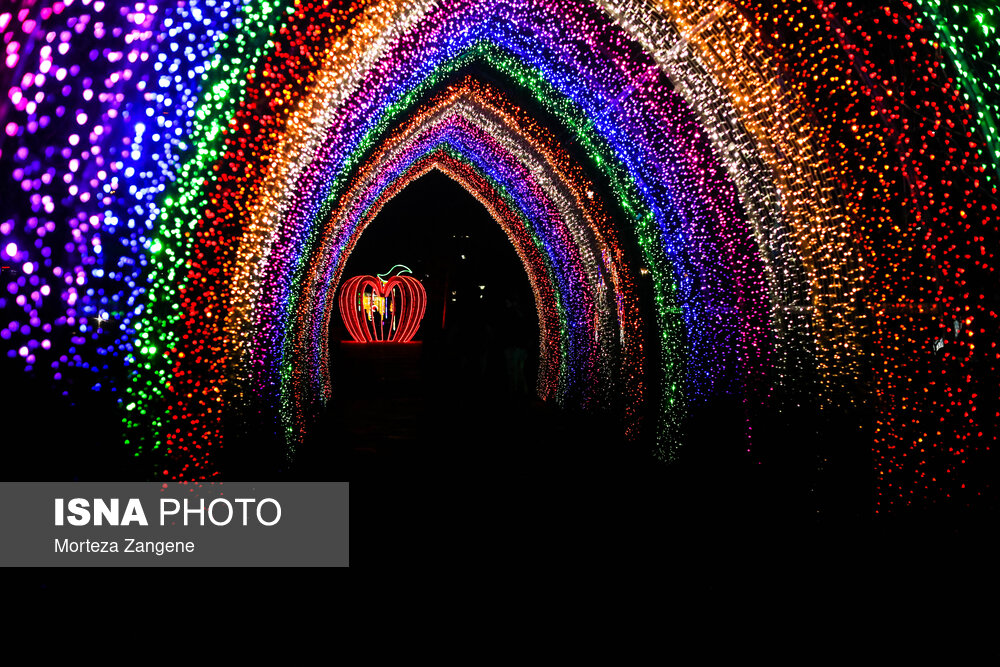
[214, 16, 779, 468]
[281, 82, 653, 443]
[217, 19, 780, 470]
[2, 0, 998, 513]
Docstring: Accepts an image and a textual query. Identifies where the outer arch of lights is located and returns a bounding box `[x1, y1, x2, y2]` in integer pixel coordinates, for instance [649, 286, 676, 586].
[1, 0, 997, 511]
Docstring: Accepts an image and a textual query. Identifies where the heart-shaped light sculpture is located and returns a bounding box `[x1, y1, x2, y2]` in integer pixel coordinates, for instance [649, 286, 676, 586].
[338, 265, 427, 342]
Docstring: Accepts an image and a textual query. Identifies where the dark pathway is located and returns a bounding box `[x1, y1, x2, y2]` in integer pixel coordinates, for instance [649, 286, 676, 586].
[289, 341, 841, 572]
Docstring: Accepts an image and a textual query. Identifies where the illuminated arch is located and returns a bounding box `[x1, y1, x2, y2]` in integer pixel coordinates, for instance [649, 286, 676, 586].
[268, 83, 646, 445]
[249, 86, 641, 446]
[100, 0, 828, 480]
[220, 25, 779, 464]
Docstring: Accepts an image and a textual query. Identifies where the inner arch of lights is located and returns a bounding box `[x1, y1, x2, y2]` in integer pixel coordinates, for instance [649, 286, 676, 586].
[273, 81, 651, 449]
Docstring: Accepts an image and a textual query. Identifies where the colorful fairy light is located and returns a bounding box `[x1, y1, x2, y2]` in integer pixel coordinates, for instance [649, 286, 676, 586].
[1, 0, 996, 512]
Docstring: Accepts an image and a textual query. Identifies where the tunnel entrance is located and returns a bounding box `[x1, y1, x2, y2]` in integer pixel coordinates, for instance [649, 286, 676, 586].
[297, 169, 599, 483]
[333, 168, 540, 410]
[330, 168, 541, 436]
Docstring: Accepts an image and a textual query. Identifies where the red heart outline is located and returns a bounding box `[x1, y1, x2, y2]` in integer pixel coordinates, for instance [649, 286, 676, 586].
[338, 274, 427, 342]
